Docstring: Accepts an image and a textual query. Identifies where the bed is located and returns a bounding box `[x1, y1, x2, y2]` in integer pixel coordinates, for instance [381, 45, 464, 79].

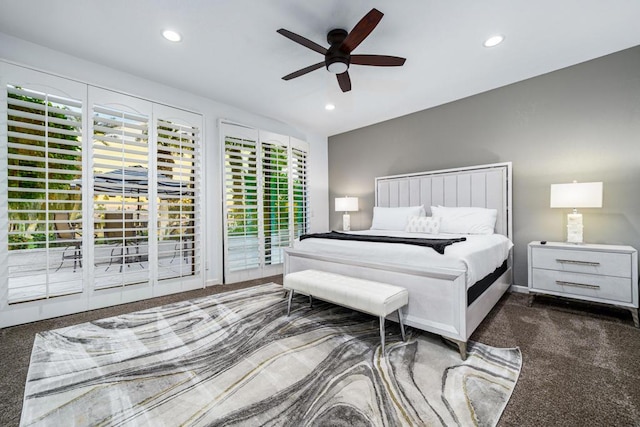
[284, 162, 513, 358]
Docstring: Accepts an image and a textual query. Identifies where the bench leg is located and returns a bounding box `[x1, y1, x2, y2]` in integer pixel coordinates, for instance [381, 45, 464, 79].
[286, 290, 294, 316]
[379, 316, 386, 350]
[309, 295, 313, 308]
[397, 309, 406, 341]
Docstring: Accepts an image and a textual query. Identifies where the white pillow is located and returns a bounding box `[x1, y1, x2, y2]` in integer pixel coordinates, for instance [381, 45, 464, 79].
[431, 206, 497, 235]
[405, 215, 440, 234]
[370, 206, 425, 231]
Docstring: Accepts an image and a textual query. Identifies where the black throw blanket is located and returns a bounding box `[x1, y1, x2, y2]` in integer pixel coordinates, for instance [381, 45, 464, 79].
[299, 231, 466, 255]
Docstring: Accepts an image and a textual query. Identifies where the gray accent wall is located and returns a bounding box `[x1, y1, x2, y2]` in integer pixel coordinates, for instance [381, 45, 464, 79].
[328, 46, 640, 287]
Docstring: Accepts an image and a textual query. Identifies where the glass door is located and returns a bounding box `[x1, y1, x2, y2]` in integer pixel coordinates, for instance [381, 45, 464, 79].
[221, 123, 309, 283]
[91, 96, 151, 289]
[154, 106, 202, 292]
[223, 125, 260, 283]
[0, 65, 204, 328]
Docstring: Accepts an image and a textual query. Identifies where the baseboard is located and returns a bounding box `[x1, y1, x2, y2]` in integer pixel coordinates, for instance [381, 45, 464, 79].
[509, 284, 529, 294]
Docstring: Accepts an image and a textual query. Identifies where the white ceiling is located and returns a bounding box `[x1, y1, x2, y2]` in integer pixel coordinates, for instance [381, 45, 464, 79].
[1, 0, 640, 137]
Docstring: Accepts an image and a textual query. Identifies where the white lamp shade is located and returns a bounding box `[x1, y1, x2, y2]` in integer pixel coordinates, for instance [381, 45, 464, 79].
[550, 182, 603, 208]
[335, 197, 358, 212]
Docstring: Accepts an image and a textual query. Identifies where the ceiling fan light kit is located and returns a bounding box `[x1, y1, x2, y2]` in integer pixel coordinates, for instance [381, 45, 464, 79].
[277, 8, 406, 92]
[327, 60, 348, 74]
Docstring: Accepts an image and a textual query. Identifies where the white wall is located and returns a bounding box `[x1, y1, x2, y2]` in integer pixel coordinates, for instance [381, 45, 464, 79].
[0, 32, 329, 285]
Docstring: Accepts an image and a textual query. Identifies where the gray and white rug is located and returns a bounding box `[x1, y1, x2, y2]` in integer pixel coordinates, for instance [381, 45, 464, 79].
[21, 283, 521, 426]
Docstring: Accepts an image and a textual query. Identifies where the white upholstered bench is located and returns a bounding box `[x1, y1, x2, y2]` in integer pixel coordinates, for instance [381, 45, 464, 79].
[284, 269, 409, 349]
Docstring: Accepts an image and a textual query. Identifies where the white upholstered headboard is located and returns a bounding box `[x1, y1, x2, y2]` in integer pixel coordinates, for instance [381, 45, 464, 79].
[375, 162, 512, 238]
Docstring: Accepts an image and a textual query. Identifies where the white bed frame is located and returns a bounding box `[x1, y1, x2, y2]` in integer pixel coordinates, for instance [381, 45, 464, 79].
[284, 162, 513, 358]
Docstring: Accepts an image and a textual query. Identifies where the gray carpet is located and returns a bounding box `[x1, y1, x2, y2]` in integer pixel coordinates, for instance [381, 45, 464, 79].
[20, 283, 520, 426]
[2, 276, 640, 426]
[472, 293, 640, 426]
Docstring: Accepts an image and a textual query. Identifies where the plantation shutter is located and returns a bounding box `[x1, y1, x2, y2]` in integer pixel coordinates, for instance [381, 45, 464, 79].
[6, 84, 84, 303]
[290, 139, 309, 240]
[1, 65, 206, 328]
[261, 131, 290, 267]
[156, 117, 201, 281]
[92, 104, 150, 288]
[223, 125, 260, 276]
[221, 123, 310, 282]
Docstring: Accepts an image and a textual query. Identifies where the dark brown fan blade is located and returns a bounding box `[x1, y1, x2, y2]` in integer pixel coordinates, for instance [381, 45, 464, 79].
[282, 62, 325, 80]
[277, 29, 328, 55]
[351, 55, 406, 66]
[337, 72, 351, 92]
[340, 8, 384, 53]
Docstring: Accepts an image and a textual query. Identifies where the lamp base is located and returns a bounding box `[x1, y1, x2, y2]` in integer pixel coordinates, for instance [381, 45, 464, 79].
[566, 212, 583, 244]
[342, 213, 351, 231]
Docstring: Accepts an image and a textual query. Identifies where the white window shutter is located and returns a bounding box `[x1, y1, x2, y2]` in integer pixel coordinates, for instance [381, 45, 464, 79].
[92, 103, 150, 288]
[222, 123, 310, 282]
[6, 84, 84, 302]
[223, 125, 260, 274]
[156, 117, 201, 280]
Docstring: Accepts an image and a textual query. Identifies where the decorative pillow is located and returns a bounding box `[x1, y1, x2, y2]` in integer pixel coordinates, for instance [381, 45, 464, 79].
[405, 215, 440, 234]
[370, 205, 425, 231]
[430, 206, 497, 235]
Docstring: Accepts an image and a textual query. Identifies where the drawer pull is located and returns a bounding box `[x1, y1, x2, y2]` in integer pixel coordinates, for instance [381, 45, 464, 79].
[555, 280, 600, 290]
[555, 259, 600, 267]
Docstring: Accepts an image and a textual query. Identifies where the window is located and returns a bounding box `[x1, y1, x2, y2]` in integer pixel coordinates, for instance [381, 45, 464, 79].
[262, 137, 290, 266]
[222, 123, 309, 282]
[224, 130, 259, 274]
[156, 117, 201, 281]
[6, 84, 83, 302]
[291, 143, 309, 240]
[92, 104, 150, 288]
[0, 64, 204, 328]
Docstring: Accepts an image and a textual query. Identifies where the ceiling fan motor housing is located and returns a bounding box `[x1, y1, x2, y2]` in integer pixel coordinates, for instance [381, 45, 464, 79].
[325, 29, 350, 74]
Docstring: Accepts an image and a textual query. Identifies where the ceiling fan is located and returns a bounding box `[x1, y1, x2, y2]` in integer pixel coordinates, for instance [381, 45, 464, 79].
[277, 8, 406, 93]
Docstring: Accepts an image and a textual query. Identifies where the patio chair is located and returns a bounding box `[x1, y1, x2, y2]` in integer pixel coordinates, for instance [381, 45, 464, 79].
[54, 212, 82, 272]
[171, 225, 195, 265]
[104, 212, 141, 272]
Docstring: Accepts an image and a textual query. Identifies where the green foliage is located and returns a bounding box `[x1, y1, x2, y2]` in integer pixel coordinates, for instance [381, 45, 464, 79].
[7, 87, 82, 247]
[225, 140, 259, 235]
[8, 232, 54, 250]
[225, 140, 307, 238]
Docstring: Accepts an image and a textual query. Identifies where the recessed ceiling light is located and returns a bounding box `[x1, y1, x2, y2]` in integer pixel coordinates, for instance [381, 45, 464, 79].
[162, 29, 182, 42]
[483, 35, 504, 48]
[325, 104, 336, 111]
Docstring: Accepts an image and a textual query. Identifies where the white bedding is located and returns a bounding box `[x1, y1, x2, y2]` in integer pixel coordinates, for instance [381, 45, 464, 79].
[292, 230, 513, 288]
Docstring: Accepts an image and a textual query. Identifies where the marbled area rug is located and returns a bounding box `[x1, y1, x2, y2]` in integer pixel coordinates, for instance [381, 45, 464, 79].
[21, 283, 521, 426]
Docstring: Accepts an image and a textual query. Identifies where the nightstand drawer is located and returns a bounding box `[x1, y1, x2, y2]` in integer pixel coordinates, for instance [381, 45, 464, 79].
[531, 269, 632, 303]
[531, 248, 631, 278]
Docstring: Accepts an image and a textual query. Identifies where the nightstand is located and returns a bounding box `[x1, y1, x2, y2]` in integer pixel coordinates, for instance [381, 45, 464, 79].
[528, 241, 639, 327]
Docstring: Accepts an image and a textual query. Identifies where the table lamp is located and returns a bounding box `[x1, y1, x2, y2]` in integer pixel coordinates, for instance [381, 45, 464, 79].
[550, 181, 603, 243]
[335, 196, 358, 231]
